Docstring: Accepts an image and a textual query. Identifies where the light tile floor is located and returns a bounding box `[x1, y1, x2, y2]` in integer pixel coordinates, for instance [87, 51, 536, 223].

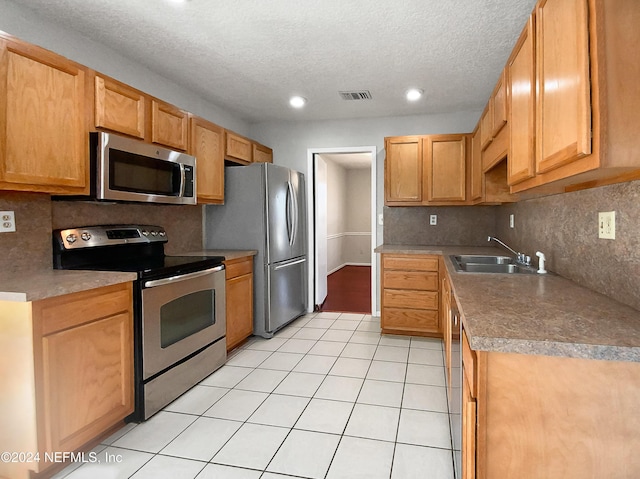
[53, 312, 455, 479]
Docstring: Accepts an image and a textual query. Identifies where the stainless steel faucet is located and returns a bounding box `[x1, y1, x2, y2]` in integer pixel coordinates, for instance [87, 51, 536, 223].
[487, 236, 530, 266]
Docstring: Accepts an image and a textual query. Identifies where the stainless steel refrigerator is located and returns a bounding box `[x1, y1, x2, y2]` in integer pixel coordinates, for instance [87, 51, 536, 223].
[204, 163, 307, 338]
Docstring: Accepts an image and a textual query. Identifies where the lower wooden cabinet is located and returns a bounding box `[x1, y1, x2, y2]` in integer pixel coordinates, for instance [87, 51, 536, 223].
[380, 253, 440, 336]
[461, 325, 640, 479]
[0, 282, 133, 479]
[225, 256, 254, 351]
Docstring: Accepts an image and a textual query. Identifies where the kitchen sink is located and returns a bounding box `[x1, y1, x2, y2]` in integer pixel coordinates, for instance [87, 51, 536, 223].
[450, 255, 538, 274]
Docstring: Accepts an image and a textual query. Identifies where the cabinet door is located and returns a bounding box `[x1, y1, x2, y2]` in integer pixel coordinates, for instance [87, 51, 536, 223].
[508, 16, 536, 185]
[462, 367, 477, 479]
[33, 284, 133, 456]
[469, 127, 483, 201]
[40, 312, 133, 453]
[384, 136, 423, 204]
[95, 75, 145, 139]
[479, 105, 493, 151]
[536, 0, 591, 174]
[226, 272, 254, 351]
[425, 135, 466, 202]
[0, 38, 88, 194]
[491, 71, 507, 137]
[253, 143, 273, 163]
[190, 116, 224, 204]
[151, 100, 188, 151]
[225, 131, 252, 164]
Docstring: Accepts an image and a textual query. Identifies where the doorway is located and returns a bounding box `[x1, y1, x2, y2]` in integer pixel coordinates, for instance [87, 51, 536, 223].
[306, 146, 377, 315]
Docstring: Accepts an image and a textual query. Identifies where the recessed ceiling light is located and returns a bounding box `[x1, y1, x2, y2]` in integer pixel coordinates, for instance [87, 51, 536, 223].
[289, 96, 307, 108]
[406, 88, 424, 101]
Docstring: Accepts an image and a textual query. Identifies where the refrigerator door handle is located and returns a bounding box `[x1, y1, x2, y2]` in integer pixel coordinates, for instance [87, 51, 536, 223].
[291, 179, 298, 246]
[274, 257, 307, 270]
[286, 181, 295, 246]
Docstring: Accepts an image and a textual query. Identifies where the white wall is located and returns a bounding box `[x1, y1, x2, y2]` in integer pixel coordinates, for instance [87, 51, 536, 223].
[325, 158, 347, 273]
[0, 0, 248, 134]
[345, 168, 372, 265]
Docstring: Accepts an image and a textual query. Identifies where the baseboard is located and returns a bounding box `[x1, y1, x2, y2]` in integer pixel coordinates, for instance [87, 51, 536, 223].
[328, 262, 371, 275]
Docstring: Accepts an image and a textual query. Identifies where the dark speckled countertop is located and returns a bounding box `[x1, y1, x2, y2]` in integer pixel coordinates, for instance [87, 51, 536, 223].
[375, 244, 640, 362]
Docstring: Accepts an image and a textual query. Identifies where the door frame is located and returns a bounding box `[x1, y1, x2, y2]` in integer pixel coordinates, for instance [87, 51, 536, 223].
[306, 146, 378, 315]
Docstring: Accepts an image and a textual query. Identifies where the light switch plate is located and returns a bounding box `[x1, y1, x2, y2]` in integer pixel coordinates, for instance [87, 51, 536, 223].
[598, 211, 615, 239]
[509, 214, 514, 228]
[430, 215, 437, 225]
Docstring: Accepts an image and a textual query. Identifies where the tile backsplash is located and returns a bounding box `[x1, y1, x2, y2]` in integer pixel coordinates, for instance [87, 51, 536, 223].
[383, 205, 498, 245]
[496, 180, 640, 311]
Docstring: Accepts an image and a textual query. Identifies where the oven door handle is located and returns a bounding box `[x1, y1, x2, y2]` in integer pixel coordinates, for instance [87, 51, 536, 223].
[143, 265, 225, 288]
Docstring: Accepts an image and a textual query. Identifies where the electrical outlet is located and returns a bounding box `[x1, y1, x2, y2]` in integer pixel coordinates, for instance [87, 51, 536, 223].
[378, 213, 384, 226]
[598, 211, 615, 239]
[509, 214, 515, 228]
[0, 211, 16, 233]
[430, 215, 437, 226]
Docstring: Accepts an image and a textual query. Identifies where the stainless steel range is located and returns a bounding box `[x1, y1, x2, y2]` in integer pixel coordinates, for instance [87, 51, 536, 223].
[52, 224, 226, 421]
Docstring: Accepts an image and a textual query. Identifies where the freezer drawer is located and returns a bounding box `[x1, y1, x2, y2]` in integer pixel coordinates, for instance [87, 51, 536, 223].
[266, 256, 307, 333]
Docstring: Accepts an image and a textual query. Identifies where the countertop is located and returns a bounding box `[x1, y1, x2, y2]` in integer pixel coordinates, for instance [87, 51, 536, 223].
[0, 270, 137, 302]
[376, 244, 640, 362]
[0, 250, 256, 302]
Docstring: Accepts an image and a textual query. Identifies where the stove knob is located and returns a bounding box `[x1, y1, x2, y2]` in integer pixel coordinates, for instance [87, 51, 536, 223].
[151, 230, 158, 237]
[66, 234, 77, 244]
[159, 231, 166, 237]
[81, 232, 92, 241]
[142, 230, 149, 236]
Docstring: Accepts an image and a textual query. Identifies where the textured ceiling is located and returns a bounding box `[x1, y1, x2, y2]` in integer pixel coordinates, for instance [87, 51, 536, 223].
[11, 0, 537, 123]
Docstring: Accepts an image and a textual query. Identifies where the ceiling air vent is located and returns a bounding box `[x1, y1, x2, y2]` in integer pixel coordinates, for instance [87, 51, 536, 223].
[339, 90, 373, 101]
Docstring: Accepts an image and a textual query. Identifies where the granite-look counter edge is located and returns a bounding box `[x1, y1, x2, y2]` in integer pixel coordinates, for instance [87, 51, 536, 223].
[0, 270, 137, 302]
[375, 244, 640, 362]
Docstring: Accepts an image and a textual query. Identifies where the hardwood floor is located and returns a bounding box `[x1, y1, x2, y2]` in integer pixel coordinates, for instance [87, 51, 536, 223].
[320, 265, 371, 314]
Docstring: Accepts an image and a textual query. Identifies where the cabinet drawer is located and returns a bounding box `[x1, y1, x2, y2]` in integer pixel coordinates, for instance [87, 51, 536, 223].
[462, 329, 477, 398]
[384, 289, 438, 310]
[383, 308, 439, 333]
[225, 257, 253, 279]
[383, 254, 439, 271]
[36, 283, 132, 336]
[383, 271, 438, 291]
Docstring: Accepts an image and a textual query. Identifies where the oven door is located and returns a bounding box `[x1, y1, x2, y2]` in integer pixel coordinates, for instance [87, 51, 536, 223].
[141, 265, 225, 380]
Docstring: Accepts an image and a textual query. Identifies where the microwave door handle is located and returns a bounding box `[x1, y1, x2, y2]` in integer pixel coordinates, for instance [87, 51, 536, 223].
[179, 164, 186, 197]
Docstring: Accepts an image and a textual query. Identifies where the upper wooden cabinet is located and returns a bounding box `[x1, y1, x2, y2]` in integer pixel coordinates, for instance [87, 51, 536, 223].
[385, 134, 468, 206]
[536, 0, 591, 174]
[253, 142, 273, 163]
[508, 15, 536, 186]
[511, 0, 640, 194]
[479, 70, 507, 154]
[93, 74, 188, 151]
[94, 75, 145, 139]
[189, 116, 224, 204]
[385, 136, 423, 205]
[0, 36, 89, 195]
[424, 134, 467, 202]
[469, 126, 483, 202]
[151, 99, 188, 151]
[225, 131, 252, 164]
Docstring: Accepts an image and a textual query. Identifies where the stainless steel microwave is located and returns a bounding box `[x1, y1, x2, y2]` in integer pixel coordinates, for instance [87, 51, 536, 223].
[90, 132, 196, 205]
